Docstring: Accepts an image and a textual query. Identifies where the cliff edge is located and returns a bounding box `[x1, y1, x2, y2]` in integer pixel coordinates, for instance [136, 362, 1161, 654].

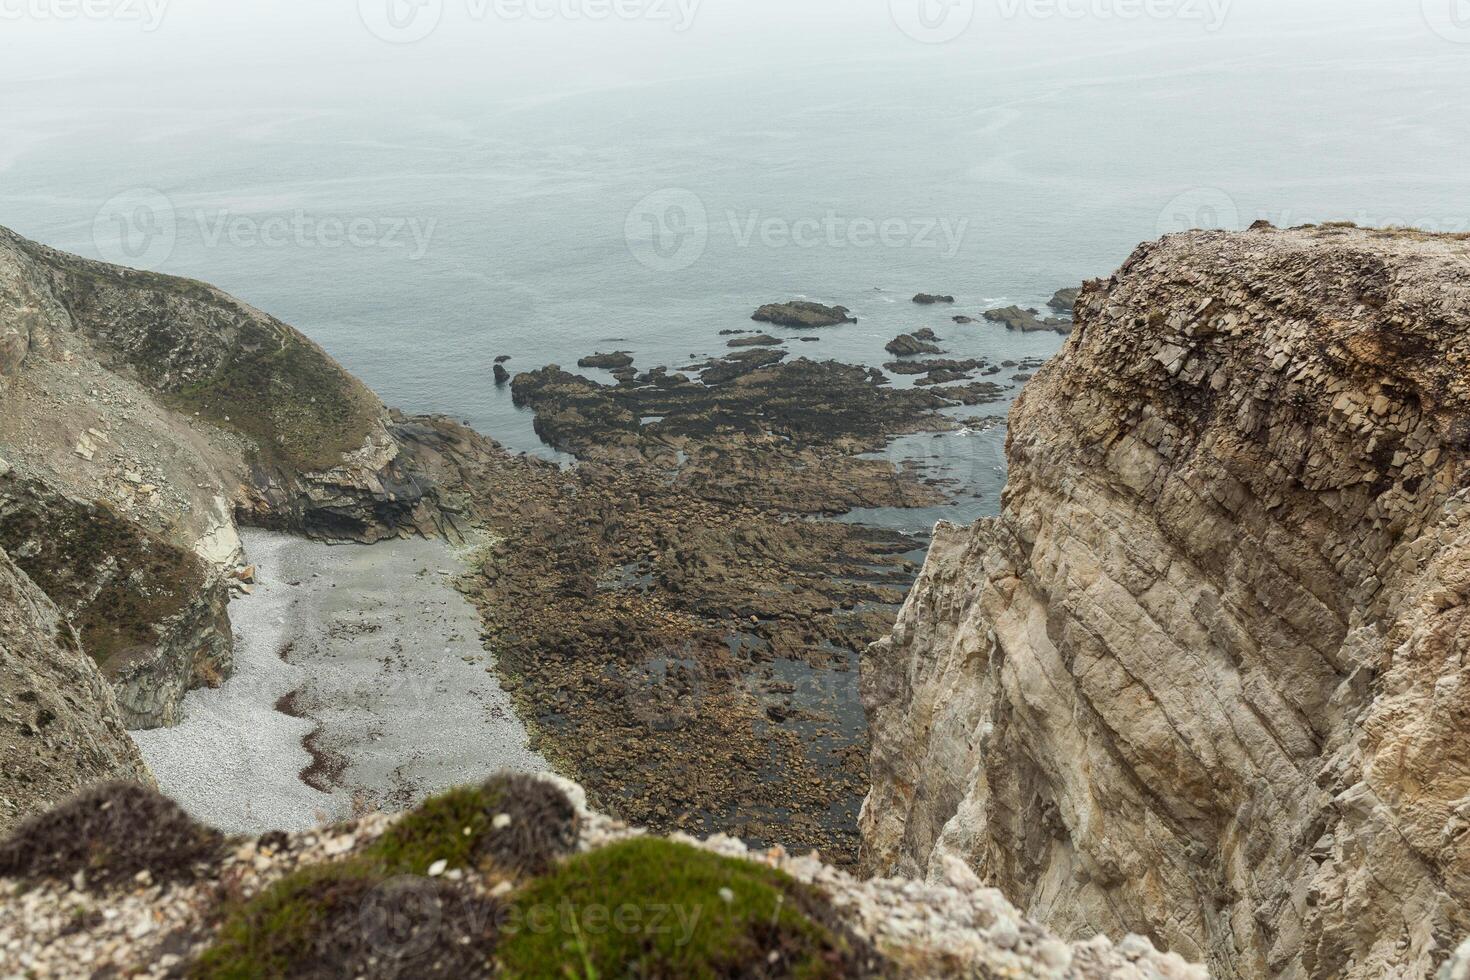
[861, 225, 1470, 978]
[0, 775, 1204, 979]
[0, 225, 474, 734]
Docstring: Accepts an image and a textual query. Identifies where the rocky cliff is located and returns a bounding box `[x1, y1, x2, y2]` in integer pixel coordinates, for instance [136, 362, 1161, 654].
[0, 224, 469, 732]
[862, 225, 1470, 978]
[0, 545, 151, 834]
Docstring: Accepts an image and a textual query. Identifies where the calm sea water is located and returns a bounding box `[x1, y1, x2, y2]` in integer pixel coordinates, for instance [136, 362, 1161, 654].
[3, 2, 1466, 526]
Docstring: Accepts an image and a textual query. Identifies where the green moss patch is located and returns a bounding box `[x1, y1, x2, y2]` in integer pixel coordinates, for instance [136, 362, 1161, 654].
[191, 779, 878, 978]
[367, 773, 578, 878]
[497, 838, 877, 979]
[193, 776, 575, 979]
[0, 782, 223, 889]
[167, 319, 380, 473]
[192, 862, 499, 980]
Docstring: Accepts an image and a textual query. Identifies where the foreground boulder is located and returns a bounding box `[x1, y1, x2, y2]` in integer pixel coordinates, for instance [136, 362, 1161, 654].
[862, 225, 1470, 978]
[0, 775, 1204, 978]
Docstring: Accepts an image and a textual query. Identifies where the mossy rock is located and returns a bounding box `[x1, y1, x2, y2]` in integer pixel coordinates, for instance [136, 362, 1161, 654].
[497, 838, 879, 979]
[366, 773, 578, 878]
[193, 779, 877, 979]
[192, 862, 500, 980]
[0, 782, 223, 889]
[194, 775, 576, 979]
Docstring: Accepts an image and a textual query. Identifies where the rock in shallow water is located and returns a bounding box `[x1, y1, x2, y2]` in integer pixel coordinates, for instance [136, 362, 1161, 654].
[751, 300, 856, 328]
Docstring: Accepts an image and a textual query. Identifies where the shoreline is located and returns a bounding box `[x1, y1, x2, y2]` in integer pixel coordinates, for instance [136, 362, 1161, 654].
[130, 529, 547, 834]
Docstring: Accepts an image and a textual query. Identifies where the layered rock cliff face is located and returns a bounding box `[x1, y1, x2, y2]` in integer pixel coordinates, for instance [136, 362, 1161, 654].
[0, 545, 151, 834]
[0, 478, 231, 728]
[0, 224, 466, 730]
[862, 226, 1470, 978]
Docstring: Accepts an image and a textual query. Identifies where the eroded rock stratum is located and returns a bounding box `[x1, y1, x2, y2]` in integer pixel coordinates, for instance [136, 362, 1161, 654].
[862, 225, 1470, 978]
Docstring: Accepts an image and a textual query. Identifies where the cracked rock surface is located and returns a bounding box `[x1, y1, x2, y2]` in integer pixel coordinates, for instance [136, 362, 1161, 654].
[862, 225, 1470, 978]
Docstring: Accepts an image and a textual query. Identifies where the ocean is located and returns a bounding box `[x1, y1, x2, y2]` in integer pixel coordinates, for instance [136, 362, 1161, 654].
[2, 0, 1466, 526]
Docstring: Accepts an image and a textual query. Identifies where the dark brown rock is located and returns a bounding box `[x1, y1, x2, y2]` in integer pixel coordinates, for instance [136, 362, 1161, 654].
[751, 302, 856, 329]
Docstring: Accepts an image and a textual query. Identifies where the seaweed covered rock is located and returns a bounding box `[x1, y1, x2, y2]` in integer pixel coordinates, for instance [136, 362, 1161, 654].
[727, 333, 784, 348]
[1047, 286, 1080, 313]
[0, 782, 221, 888]
[885, 333, 944, 357]
[751, 301, 856, 329]
[577, 351, 635, 370]
[980, 304, 1071, 335]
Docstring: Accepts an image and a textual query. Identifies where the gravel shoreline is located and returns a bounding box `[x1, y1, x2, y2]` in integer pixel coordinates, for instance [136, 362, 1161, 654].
[131, 529, 546, 834]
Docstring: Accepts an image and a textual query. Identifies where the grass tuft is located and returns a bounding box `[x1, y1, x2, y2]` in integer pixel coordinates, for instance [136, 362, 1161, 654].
[0, 782, 223, 889]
